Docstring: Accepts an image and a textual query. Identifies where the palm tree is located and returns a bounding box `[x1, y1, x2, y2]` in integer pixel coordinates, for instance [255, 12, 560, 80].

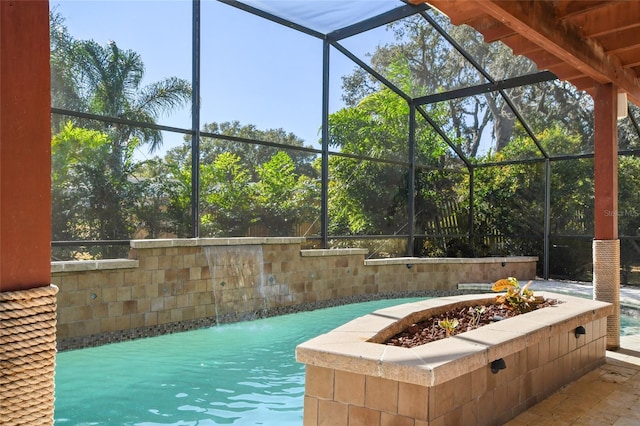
[50, 13, 192, 255]
[73, 39, 191, 153]
[50, 11, 85, 133]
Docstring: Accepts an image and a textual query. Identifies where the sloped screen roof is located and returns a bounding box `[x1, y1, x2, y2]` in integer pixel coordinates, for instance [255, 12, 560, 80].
[232, 0, 401, 34]
[229, 0, 640, 106]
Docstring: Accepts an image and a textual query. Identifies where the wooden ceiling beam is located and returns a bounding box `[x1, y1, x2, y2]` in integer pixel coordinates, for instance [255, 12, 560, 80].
[548, 62, 587, 81]
[466, 15, 516, 43]
[612, 49, 640, 70]
[569, 76, 597, 92]
[565, 1, 640, 37]
[473, 0, 640, 105]
[594, 27, 640, 55]
[426, 1, 479, 25]
[618, 48, 640, 69]
[555, 0, 620, 20]
[500, 33, 541, 56]
[524, 50, 565, 69]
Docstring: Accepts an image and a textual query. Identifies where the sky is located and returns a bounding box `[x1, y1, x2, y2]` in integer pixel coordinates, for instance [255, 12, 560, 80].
[51, 0, 399, 160]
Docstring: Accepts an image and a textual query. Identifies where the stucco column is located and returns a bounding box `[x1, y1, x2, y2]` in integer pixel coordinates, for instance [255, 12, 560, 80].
[593, 82, 620, 350]
[1, 1, 57, 424]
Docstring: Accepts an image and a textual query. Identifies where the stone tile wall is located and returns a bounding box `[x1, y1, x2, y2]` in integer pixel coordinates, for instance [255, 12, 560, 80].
[52, 238, 538, 349]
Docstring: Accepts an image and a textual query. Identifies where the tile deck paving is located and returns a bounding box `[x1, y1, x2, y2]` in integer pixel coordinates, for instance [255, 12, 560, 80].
[503, 280, 640, 425]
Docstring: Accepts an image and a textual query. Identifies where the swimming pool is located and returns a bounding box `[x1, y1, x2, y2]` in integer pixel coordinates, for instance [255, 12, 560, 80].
[54, 298, 425, 425]
[54, 297, 640, 425]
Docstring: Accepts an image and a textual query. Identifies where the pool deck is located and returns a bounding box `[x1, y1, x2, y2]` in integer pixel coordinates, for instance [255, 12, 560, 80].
[478, 280, 640, 425]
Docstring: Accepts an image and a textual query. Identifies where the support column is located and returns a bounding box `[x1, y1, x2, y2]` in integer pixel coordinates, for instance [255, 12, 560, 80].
[1, 1, 57, 424]
[593, 83, 620, 350]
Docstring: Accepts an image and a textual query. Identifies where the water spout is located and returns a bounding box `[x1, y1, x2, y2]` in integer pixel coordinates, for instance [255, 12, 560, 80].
[203, 245, 266, 324]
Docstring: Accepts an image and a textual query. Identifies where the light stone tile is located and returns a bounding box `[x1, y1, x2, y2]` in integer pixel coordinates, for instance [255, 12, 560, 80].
[100, 317, 116, 333]
[177, 294, 189, 309]
[305, 365, 334, 399]
[92, 303, 108, 319]
[141, 256, 159, 271]
[184, 254, 196, 268]
[157, 310, 171, 325]
[131, 284, 145, 299]
[116, 286, 131, 302]
[334, 370, 365, 406]
[397, 381, 428, 420]
[380, 412, 413, 426]
[150, 296, 163, 312]
[317, 399, 347, 426]
[130, 313, 144, 329]
[365, 376, 398, 414]
[84, 319, 101, 335]
[170, 308, 183, 322]
[113, 314, 129, 331]
[66, 322, 85, 338]
[164, 296, 177, 310]
[107, 301, 123, 317]
[101, 287, 116, 303]
[303, 396, 318, 426]
[348, 405, 380, 426]
[452, 372, 473, 407]
[189, 267, 201, 280]
[144, 311, 157, 326]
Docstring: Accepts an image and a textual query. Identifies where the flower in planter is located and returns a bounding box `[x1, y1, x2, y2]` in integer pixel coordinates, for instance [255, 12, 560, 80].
[469, 305, 485, 327]
[438, 317, 459, 337]
[492, 277, 537, 314]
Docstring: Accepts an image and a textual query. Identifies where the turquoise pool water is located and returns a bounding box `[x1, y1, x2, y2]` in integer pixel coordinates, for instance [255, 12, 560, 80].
[54, 297, 424, 425]
[54, 297, 640, 425]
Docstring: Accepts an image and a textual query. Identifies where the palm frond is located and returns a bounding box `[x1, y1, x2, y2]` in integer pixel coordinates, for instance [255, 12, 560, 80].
[135, 77, 192, 119]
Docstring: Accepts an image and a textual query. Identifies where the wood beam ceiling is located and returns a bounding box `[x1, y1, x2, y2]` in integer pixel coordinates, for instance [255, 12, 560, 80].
[412, 0, 640, 107]
[475, 0, 639, 103]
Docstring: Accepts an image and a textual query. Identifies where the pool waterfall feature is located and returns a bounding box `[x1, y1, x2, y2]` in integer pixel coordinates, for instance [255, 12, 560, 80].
[204, 245, 268, 323]
[296, 293, 613, 426]
[52, 237, 538, 350]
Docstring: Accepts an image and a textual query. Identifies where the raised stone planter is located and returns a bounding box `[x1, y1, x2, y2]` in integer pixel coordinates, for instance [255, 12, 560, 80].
[296, 292, 612, 426]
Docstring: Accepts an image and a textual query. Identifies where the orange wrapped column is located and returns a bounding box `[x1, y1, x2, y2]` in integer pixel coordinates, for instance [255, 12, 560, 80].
[593, 82, 620, 350]
[1, 2, 57, 425]
[0, 0, 51, 293]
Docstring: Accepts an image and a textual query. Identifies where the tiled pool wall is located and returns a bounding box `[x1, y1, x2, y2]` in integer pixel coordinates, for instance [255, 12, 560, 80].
[296, 293, 612, 426]
[52, 238, 537, 350]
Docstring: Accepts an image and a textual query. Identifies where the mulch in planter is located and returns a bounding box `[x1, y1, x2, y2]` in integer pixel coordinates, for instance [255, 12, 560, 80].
[385, 298, 558, 348]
